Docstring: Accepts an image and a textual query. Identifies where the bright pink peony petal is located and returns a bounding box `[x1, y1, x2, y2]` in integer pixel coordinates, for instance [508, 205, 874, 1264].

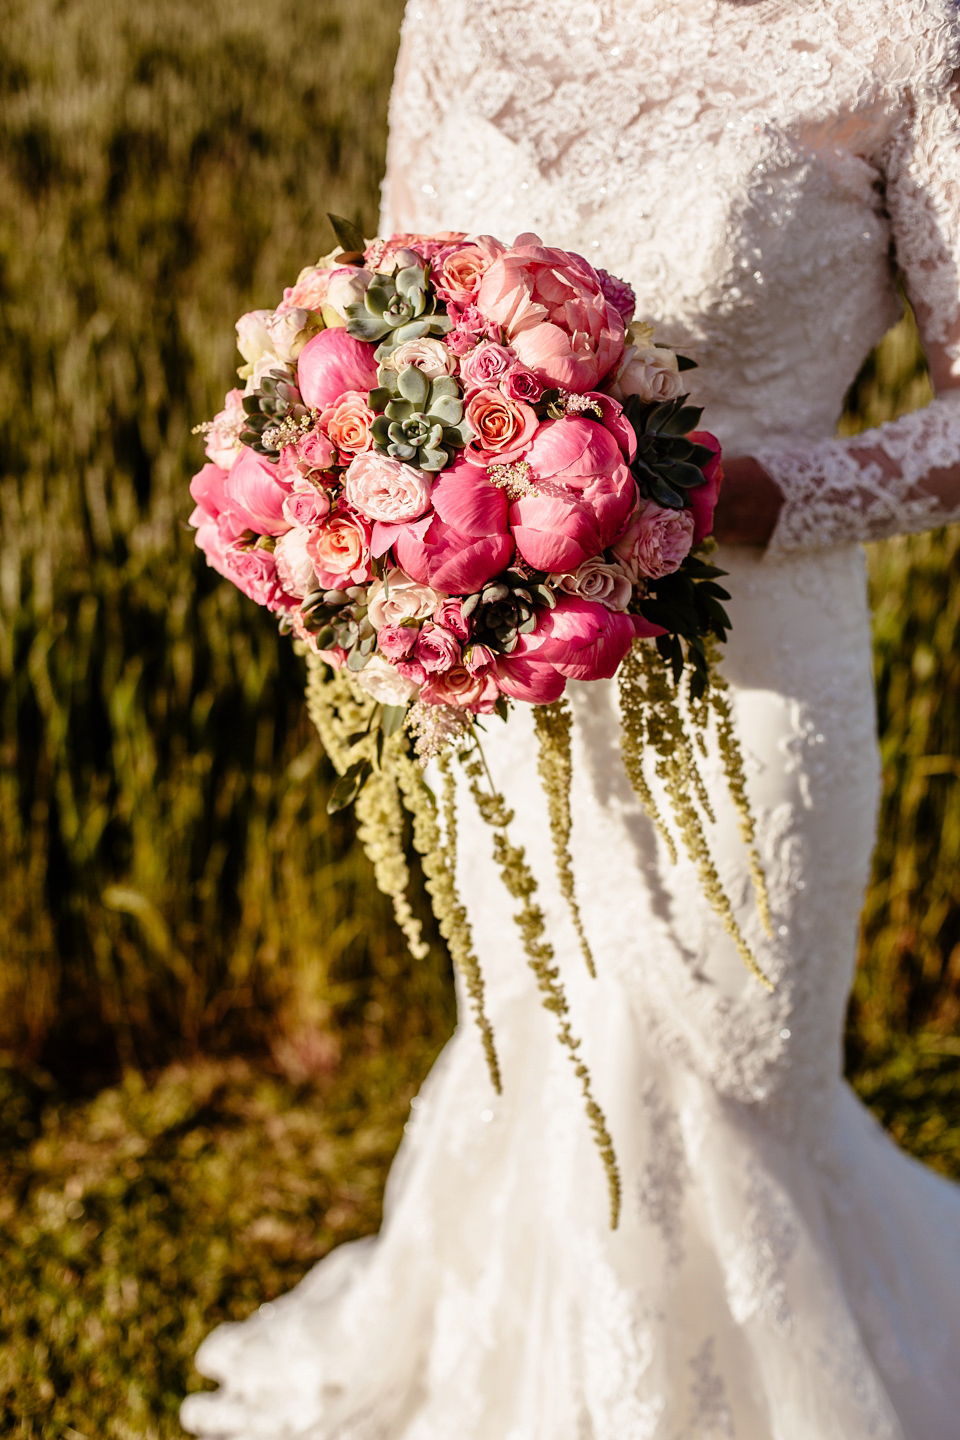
[224, 447, 293, 535]
[297, 328, 378, 410]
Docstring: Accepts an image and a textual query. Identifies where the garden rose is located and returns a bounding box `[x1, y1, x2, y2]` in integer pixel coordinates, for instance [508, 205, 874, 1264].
[501, 367, 543, 404]
[432, 236, 505, 306]
[465, 387, 538, 461]
[367, 231, 467, 270]
[459, 342, 516, 389]
[611, 344, 684, 404]
[433, 599, 470, 640]
[508, 418, 635, 572]
[343, 452, 433, 523]
[224, 447, 293, 537]
[476, 236, 625, 390]
[266, 307, 318, 363]
[414, 623, 461, 674]
[204, 390, 245, 470]
[551, 558, 633, 610]
[306, 511, 372, 588]
[281, 482, 330, 529]
[297, 328, 378, 410]
[274, 526, 318, 597]
[377, 624, 418, 662]
[354, 654, 420, 706]
[322, 392, 376, 459]
[420, 662, 501, 713]
[323, 267, 374, 324]
[613, 499, 695, 581]
[280, 265, 334, 313]
[366, 570, 440, 629]
[380, 337, 455, 381]
[236, 310, 274, 365]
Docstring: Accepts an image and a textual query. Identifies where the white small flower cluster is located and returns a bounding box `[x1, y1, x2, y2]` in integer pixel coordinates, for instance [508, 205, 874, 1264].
[406, 700, 471, 763]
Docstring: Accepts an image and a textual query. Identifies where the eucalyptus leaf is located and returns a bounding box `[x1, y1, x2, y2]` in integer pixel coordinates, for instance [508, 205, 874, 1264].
[326, 758, 373, 814]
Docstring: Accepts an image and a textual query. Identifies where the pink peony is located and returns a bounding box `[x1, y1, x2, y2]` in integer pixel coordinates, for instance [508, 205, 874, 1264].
[297, 329, 378, 410]
[503, 596, 660, 687]
[508, 418, 636, 573]
[414, 623, 461, 673]
[464, 387, 539, 462]
[307, 511, 372, 589]
[224, 447, 293, 537]
[321, 391, 375, 458]
[420, 662, 501, 713]
[475, 236, 625, 391]
[613, 499, 694, 581]
[432, 236, 505, 306]
[377, 624, 418, 662]
[459, 342, 516, 389]
[495, 652, 567, 705]
[344, 452, 433, 524]
[394, 457, 514, 595]
[686, 431, 723, 543]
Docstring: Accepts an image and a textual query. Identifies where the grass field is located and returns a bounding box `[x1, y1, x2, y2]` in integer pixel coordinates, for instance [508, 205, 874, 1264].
[2, 2, 960, 1434]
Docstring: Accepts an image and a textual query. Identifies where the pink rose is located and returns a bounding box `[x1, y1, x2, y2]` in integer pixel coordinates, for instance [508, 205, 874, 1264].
[465, 388, 539, 462]
[297, 329, 378, 410]
[459, 342, 516, 389]
[444, 302, 501, 357]
[464, 642, 495, 673]
[595, 268, 636, 325]
[377, 624, 418, 662]
[686, 431, 723, 543]
[282, 483, 330, 529]
[204, 389, 245, 470]
[224, 447, 293, 537]
[420, 662, 501, 713]
[278, 429, 337, 480]
[509, 418, 636, 573]
[393, 457, 514, 595]
[432, 237, 505, 306]
[344, 452, 433, 524]
[275, 526, 319, 597]
[395, 657, 427, 686]
[613, 499, 694, 581]
[321, 390, 375, 458]
[414, 623, 461, 674]
[224, 546, 292, 611]
[279, 266, 335, 312]
[307, 511, 372, 588]
[501, 367, 543, 405]
[433, 598, 470, 640]
[552, 558, 634, 610]
[476, 236, 625, 391]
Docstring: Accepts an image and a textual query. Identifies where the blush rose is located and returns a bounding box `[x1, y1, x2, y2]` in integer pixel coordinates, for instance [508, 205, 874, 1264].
[306, 511, 372, 589]
[343, 452, 433, 524]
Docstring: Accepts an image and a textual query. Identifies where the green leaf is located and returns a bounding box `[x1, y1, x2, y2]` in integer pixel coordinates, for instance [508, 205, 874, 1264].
[327, 213, 367, 254]
[660, 404, 704, 436]
[380, 703, 408, 738]
[676, 354, 698, 371]
[326, 758, 373, 814]
[657, 459, 709, 490]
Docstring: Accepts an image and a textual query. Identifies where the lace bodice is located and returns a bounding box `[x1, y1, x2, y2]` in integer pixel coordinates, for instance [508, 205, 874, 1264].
[384, 0, 960, 552]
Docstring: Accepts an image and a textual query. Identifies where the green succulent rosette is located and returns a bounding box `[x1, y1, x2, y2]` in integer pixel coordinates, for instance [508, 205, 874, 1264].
[344, 263, 452, 347]
[367, 364, 472, 472]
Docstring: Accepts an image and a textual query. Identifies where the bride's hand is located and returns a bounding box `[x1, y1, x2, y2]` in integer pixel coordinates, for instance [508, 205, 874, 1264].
[712, 455, 783, 546]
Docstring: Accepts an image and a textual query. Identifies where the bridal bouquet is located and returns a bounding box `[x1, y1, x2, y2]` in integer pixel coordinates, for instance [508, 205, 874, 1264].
[190, 219, 771, 1225]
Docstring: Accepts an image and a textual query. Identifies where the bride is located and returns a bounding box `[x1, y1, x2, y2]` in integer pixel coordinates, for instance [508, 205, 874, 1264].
[182, 2, 960, 1436]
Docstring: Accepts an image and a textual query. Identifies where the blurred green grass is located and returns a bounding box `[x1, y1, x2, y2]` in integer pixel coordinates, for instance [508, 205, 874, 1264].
[1, 2, 959, 1434]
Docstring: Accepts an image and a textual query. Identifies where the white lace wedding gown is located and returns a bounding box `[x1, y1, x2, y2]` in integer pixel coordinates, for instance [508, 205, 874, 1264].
[182, 3, 960, 1436]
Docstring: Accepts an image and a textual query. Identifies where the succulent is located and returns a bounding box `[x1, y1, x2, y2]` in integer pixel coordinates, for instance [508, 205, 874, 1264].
[622, 393, 716, 511]
[345, 264, 451, 347]
[240, 364, 314, 458]
[298, 587, 378, 670]
[368, 365, 471, 472]
[462, 571, 556, 654]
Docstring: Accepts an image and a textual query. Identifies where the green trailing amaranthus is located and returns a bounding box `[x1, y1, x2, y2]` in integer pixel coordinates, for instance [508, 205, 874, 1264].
[461, 740, 622, 1229]
[532, 700, 596, 978]
[618, 642, 774, 993]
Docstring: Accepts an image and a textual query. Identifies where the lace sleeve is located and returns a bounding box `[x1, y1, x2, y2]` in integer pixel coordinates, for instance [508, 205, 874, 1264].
[758, 9, 960, 557]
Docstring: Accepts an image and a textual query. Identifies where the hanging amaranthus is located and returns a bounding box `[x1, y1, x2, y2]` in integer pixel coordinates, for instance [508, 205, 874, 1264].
[532, 700, 596, 978]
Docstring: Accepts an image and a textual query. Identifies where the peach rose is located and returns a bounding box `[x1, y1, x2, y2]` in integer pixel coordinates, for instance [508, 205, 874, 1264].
[343, 452, 433, 523]
[306, 511, 371, 588]
[321, 391, 375, 459]
[419, 662, 501, 713]
[432, 237, 505, 306]
[465, 387, 539, 461]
